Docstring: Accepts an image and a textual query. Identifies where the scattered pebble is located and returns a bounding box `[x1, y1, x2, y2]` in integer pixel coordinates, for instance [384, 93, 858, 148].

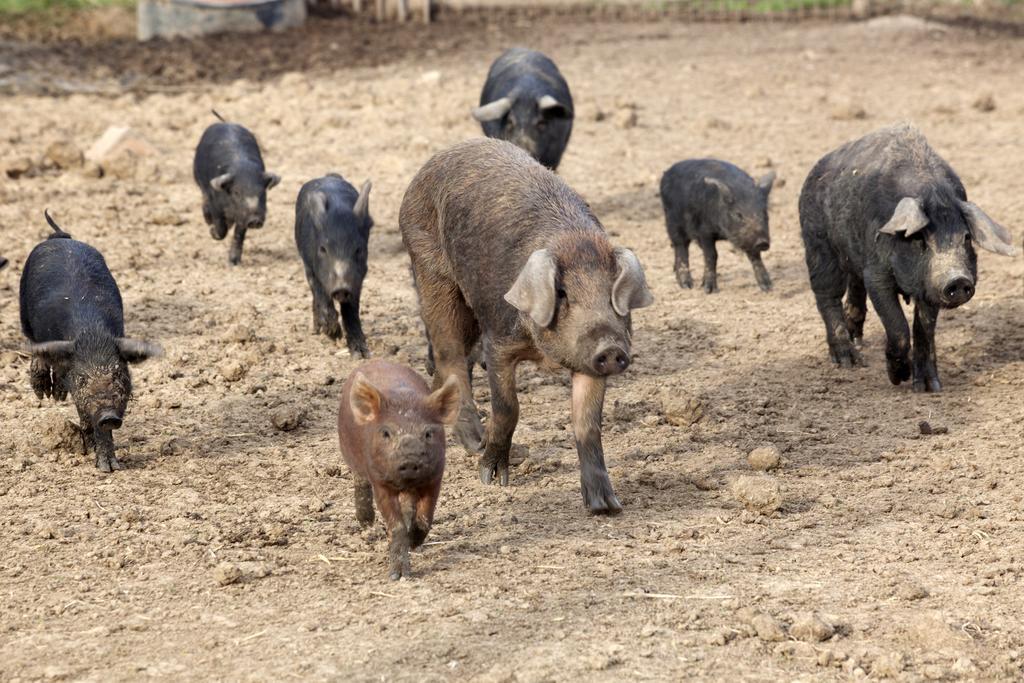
[218, 360, 247, 382]
[271, 405, 306, 432]
[919, 421, 948, 435]
[5, 156, 37, 179]
[750, 612, 787, 642]
[614, 107, 638, 129]
[731, 475, 782, 513]
[790, 612, 835, 642]
[213, 562, 242, 586]
[747, 444, 781, 471]
[159, 437, 192, 457]
[43, 140, 84, 170]
[972, 93, 996, 112]
[830, 102, 868, 121]
[662, 393, 703, 426]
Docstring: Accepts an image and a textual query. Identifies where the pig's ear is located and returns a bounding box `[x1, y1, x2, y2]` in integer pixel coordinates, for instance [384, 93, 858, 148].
[263, 173, 281, 191]
[879, 197, 929, 237]
[354, 180, 372, 225]
[116, 338, 164, 364]
[210, 173, 233, 192]
[350, 375, 384, 425]
[310, 192, 328, 218]
[756, 170, 776, 196]
[25, 340, 74, 361]
[960, 201, 1016, 256]
[612, 247, 655, 316]
[538, 95, 571, 118]
[704, 177, 732, 203]
[472, 97, 513, 123]
[504, 249, 558, 328]
[424, 375, 461, 426]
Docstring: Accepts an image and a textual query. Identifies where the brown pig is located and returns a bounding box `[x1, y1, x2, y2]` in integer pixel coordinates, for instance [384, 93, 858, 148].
[400, 138, 654, 515]
[337, 360, 460, 580]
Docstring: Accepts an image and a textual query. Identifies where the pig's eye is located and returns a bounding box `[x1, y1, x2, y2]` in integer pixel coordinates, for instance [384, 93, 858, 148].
[556, 287, 567, 302]
[423, 427, 435, 441]
[318, 245, 328, 255]
[380, 427, 392, 440]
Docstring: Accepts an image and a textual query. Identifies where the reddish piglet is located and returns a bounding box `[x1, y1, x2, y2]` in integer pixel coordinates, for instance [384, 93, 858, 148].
[338, 360, 460, 580]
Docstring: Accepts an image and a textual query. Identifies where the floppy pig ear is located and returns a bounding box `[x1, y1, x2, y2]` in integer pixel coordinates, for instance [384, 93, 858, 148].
[611, 247, 655, 317]
[116, 338, 163, 364]
[879, 197, 929, 237]
[25, 340, 75, 362]
[960, 201, 1016, 256]
[424, 375, 461, 426]
[703, 177, 732, 202]
[263, 172, 281, 190]
[349, 375, 383, 425]
[210, 173, 233, 192]
[472, 97, 513, 123]
[504, 249, 558, 328]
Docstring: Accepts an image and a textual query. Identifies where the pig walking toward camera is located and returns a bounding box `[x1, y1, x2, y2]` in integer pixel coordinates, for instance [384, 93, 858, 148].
[800, 124, 1014, 392]
[472, 48, 574, 170]
[193, 112, 280, 265]
[400, 138, 654, 514]
[338, 360, 459, 580]
[20, 212, 162, 472]
[295, 174, 372, 358]
[660, 159, 776, 293]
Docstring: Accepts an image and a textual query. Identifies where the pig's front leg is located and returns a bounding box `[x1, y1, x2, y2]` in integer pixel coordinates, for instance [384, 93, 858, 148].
[340, 293, 370, 358]
[479, 347, 519, 487]
[747, 251, 772, 292]
[93, 430, 123, 473]
[571, 372, 621, 515]
[204, 202, 229, 241]
[29, 357, 53, 400]
[228, 225, 247, 265]
[912, 299, 941, 393]
[305, 269, 341, 339]
[698, 237, 718, 293]
[409, 484, 440, 549]
[378, 493, 413, 580]
[865, 272, 911, 386]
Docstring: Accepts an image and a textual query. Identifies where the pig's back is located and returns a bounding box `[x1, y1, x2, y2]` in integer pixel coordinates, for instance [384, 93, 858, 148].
[400, 138, 601, 311]
[20, 238, 124, 342]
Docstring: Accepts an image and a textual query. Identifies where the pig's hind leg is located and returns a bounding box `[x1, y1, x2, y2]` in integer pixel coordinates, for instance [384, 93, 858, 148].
[417, 273, 484, 454]
[697, 236, 719, 293]
[806, 240, 861, 367]
[844, 277, 868, 345]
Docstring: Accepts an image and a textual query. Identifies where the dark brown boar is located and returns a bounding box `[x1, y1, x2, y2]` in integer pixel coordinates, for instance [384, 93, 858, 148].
[399, 138, 654, 515]
[337, 360, 460, 580]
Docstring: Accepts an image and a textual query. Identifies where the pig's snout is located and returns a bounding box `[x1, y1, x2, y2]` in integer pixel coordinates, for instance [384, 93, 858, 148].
[245, 217, 264, 230]
[592, 344, 630, 376]
[753, 238, 770, 253]
[941, 275, 975, 307]
[97, 410, 123, 431]
[332, 287, 352, 304]
[397, 459, 425, 478]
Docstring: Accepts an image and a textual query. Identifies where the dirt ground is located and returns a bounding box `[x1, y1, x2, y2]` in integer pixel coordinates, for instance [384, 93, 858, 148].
[2, 10, 1024, 682]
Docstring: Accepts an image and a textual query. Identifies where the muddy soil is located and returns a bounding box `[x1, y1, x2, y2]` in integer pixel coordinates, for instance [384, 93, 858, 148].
[2, 12, 1024, 682]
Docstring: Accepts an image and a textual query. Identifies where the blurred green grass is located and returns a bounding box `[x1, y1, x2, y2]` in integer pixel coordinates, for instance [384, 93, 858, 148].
[0, 0, 134, 13]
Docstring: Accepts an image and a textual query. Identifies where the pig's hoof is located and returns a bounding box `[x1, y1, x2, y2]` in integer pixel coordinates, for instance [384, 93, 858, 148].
[228, 254, 242, 266]
[455, 413, 485, 454]
[581, 471, 622, 515]
[829, 345, 862, 368]
[209, 225, 228, 240]
[913, 374, 942, 393]
[886, 354, 912, 385]
[347, 339, 370, 359]
[758, 280, 773, 293]
[702, 281, 718, 294]
[675, 272, 693, 289]
[479, 458, 510, 486]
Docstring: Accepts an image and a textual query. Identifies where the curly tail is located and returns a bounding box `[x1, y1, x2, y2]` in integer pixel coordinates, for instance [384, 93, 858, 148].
[44, 210, 72, 240]
[211, 109, 226, 122]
